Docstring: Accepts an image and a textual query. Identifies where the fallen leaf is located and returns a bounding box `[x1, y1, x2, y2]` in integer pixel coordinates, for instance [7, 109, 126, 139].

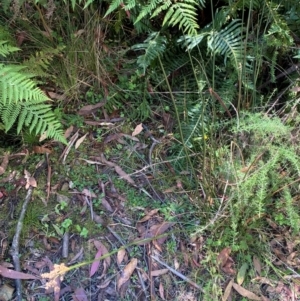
[253, 256, 261, 276]
[0, 265, 37, 280]
[132, 123, 143, 136]
[93, 240, 111, 279]
[114, 165, 135, 185]
[151, 269, 169, 277]
[72, 287, 88, 301]
[81, 189, 96, 198]
[33, 146, 52, 154]
[237, 263, 248, 285]
[75, 133, 88, 149]
[117, 249, 126, 265]
[117, 258, 138, 290]
[217, 247, 231, 267]
[64, 126, 74, 139]
[47, 91, 66, 101]
[24, 170, 37, 189]
[78, 101, 106, 116]
[90, 248, 102, 277]
[232, 282, 262, 300]
[222, 278, 233, 301]
[159, 282, 165, 300]
[137, 209, 159, 223]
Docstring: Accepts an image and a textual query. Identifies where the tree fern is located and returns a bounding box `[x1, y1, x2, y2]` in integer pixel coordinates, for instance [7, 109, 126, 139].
[0, 41, 66, 143]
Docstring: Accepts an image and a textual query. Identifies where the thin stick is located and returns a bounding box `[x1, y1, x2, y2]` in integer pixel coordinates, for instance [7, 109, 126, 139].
[151, 255, 204, 292]
[9, 187, 34, 301]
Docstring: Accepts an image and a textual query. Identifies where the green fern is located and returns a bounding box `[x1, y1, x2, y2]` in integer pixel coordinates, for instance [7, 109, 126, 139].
[0, 41, 66, 143]
[131, 32, 167, 74]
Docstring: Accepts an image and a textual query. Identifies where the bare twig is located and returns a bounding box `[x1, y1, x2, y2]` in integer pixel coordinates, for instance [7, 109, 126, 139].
[62, 232, 69, 258]
[9, 161, 47, 301]
[151, 255, 204, 292]
[9, 186, 34, 301]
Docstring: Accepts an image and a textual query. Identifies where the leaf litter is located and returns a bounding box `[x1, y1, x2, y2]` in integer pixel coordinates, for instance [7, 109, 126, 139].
[1, 115, 300, 301]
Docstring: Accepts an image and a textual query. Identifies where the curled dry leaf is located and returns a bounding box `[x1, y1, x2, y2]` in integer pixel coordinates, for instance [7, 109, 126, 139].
[159, 282, 165, 300]
[78, 101, 105, 116]
[117, 249, 126, 265]
[24, 170, 37, 189]
[232, 282, 262, 301]
[253, 256, 261, 276]
[151, 269, 169, 277]
[222, 278, 233, 301]
[137, 209, 159, 223]
[75, 133, 88, 149]
[132, 123, 143, 136]
[114, 165, 135, 185]
[64, 126, 74, 139]
[117, 258, 138, 290]
[33, 146, 52, 154]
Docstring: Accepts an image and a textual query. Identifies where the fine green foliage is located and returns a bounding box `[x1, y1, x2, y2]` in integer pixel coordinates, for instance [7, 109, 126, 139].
[208, 113, 300, 250]
[0, 41, 66, 143]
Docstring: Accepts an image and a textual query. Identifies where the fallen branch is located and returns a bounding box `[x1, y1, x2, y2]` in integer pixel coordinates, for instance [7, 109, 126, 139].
[9, 160, 47, 301]
[9, 185, 34, 300]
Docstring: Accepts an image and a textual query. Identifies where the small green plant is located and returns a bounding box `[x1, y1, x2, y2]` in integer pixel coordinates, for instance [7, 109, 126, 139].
[75, 225, 89, 238]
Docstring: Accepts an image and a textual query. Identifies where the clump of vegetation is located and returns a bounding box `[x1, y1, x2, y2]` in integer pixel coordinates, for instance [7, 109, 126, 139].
[1, 0, 300, 300]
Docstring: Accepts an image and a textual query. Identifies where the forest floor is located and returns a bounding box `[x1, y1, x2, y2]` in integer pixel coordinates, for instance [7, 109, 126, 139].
[0, 104, 300, 301]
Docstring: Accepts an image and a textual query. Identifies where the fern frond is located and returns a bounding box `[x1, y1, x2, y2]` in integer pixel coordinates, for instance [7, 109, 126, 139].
[131, 32, 167, 74]
[207, 20, 244, 67]
[0, 41, 19, 57]
[0, 65, 48, 105]
[163, 1, 199, 35]
[104, 0, 124, 17]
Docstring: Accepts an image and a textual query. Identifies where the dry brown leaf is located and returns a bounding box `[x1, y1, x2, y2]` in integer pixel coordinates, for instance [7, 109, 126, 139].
[81, 189, 96, 198]
[253, 256, 261, 276]
[0, 153, 9, 175]
[75, 133, 88, 149]
[72, 287, 88, 301]
[24, 170, 37, 189]
[114, 165, 135, 185]
[64, 126, 74, 139]
[78, 101, 106, 116]
[94, 240, 111, 266]
[137, 209, 159, 223]
[117, 258, 138, 290]
[159, 282, 165, 300]
[0, 265, 38, 280]
[217, 247, 231, 267]
[232, 283, 262, 300]
[117, 249, 126, 265]
[47, 91, 66, 101]
[151, 269, 169, 277]
[222, 278, 234, 301]
[132, 123, 143, 136]
[32, 146, 52, 154]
